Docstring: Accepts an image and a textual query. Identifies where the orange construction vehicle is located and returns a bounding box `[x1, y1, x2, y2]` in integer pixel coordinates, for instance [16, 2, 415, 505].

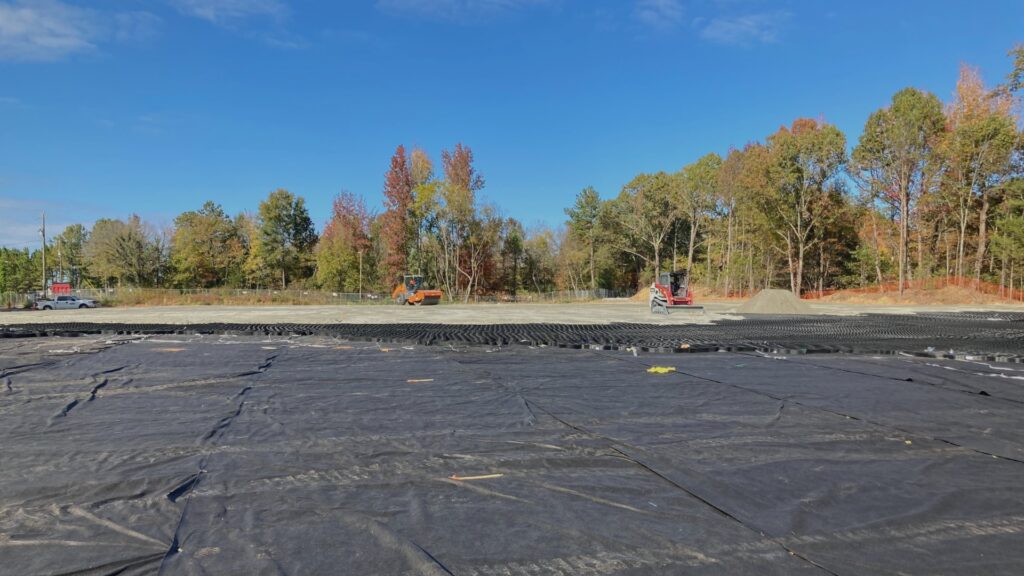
[391, 275, 443, 306]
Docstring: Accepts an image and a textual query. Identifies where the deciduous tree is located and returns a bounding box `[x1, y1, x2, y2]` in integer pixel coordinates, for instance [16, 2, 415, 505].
[84, 216, 161, 287]
[939, 66, 1018, 280]
[431, 143, 485, 301]
[852, 89, 945, 294]
[379, 145, 415, 283]
[605, 172, 678, 284]
[252, 189, 317, 289]
[764, 119, 847, 293]
[52, 224, 88, 286]
[679, 153, 722, 270]
[315, 191, 374, 292]
[170, 201, 245, 287]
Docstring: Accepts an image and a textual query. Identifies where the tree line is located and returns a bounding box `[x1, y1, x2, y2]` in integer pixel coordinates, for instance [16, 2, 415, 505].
[2, 48, 1022, 299]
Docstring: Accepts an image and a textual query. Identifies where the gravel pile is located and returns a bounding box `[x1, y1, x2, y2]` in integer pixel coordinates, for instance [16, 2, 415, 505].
[736, 289, 814, 315]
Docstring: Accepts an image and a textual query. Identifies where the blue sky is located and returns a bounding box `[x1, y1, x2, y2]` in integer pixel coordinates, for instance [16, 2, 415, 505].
[1, 0, 1022, 247]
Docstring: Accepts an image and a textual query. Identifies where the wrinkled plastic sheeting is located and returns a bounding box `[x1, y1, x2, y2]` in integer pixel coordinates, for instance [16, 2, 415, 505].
[1, 336, 1023, 575]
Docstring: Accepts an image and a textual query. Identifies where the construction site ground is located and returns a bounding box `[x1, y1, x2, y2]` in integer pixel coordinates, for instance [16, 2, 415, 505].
[3, 332, 1024, 575]
[3, 303, 1024, 575]
[2, 298, 1023, 325]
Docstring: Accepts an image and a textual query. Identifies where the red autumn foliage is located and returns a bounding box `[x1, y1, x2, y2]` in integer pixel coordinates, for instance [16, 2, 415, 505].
[379, 145, 414, 280]
[322, 191, 371, 251]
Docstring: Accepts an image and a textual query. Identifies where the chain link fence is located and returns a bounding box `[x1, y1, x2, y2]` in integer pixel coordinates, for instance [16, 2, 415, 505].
[466, 288, 632, 303]
[1, 292, 34, 310]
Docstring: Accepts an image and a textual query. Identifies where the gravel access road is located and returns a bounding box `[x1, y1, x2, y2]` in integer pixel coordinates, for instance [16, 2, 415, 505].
[3, 299, 1023, 325]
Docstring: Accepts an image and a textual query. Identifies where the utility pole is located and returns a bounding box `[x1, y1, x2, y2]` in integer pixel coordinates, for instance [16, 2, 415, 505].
[39, 211, 47, 297]
[57, 236, 64, 281]
[358, 250, 363, 301]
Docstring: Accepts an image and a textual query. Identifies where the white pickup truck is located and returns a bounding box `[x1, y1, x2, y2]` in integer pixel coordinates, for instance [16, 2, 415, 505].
[35, 295, 98, 310]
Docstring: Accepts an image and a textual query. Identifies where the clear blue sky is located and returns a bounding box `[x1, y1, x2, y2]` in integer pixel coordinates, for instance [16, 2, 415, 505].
[1, 0, 1022, 247]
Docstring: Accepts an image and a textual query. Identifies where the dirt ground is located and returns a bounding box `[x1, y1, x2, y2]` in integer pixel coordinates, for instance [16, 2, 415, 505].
[2, 297, 1022, 325]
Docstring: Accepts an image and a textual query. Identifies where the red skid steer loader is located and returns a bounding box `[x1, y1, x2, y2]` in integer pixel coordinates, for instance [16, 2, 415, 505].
[650, 270, 703, 314]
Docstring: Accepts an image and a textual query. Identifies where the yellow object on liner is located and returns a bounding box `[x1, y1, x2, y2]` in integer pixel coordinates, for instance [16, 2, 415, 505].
[647, 366, 677, 374]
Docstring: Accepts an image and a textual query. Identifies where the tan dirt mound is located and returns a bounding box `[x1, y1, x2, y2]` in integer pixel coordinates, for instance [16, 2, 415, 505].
[736, 289, 814, 315]
[630, 287, 651, 302]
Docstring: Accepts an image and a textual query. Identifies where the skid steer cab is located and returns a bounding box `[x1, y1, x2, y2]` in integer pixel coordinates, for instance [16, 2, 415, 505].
[650, 270, 703, 314]
[392, 275, 443, 306]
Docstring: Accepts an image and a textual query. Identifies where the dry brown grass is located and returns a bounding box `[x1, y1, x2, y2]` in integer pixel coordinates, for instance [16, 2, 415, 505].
[102, 290, 382, 307]
[820, 285, 1023, 306]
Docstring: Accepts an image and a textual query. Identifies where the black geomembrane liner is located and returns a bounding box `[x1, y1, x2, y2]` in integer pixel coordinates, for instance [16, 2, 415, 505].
[2, 314, 1023, 574]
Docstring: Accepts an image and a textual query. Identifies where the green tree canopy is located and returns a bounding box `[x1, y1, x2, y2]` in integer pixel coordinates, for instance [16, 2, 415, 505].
[52, 224, 89, 286]
[315, 192, 373, 292]
[679, 153, 723, 269]
[852, 87, 945, 294]
[170, 201, 245, 287]
[251, 189, 317, 288]
[605, 171, 679, 281]
[564, 186, 601, 290]
[84, 216, 161, 287]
